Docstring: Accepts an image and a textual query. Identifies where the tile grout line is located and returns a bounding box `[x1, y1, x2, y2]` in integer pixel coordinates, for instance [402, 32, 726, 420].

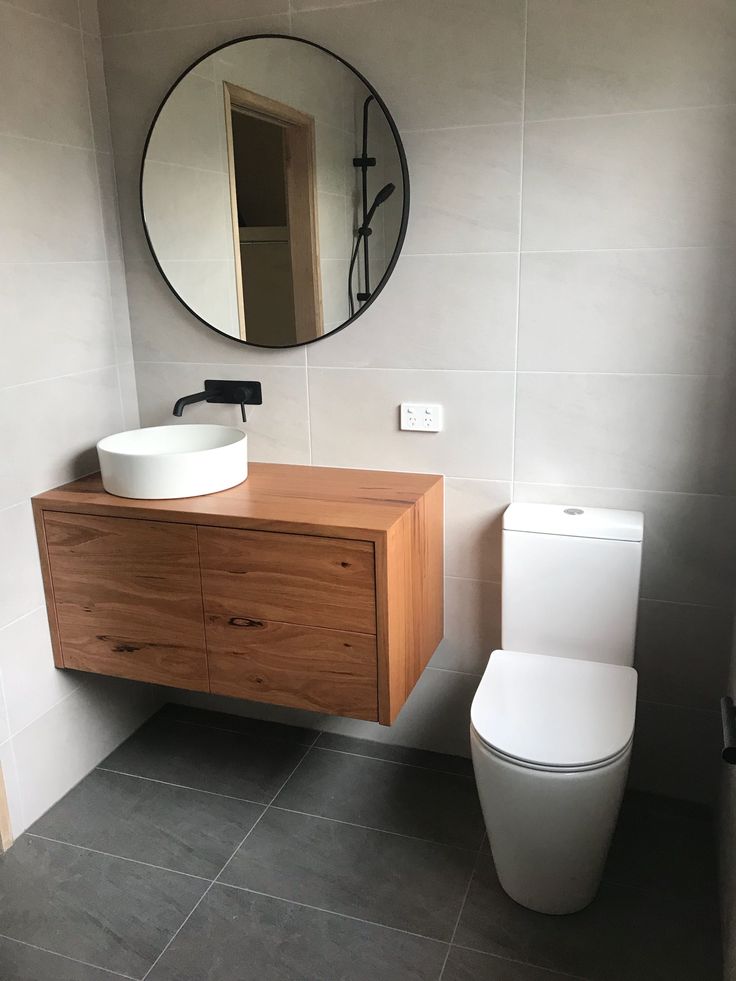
[214, 880, 454, 947]
[437, 835, 488, 981]
[509, 0, 528, 501]
[0, 932, 137, 980]
[139, 732, 319, 980]
[449, 939, 592, 981]
[24, 833, 212, 884]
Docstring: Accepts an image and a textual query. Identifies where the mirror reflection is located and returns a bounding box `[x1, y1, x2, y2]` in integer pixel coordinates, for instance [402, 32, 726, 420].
[141, 36, 407, 347]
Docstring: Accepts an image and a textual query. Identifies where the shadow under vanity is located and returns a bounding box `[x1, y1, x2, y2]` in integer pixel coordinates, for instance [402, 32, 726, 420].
[32, 464, 443, 726]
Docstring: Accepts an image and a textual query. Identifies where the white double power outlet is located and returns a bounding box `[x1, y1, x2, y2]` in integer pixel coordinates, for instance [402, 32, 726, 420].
[400, 403, 443, 433]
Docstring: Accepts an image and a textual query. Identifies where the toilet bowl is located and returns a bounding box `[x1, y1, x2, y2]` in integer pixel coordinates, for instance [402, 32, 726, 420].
[471, 650, 636, 914]
[470, 504, 643, 915]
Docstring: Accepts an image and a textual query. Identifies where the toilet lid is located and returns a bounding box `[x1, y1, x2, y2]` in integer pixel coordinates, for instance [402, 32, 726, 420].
[471, 650, 637, 769]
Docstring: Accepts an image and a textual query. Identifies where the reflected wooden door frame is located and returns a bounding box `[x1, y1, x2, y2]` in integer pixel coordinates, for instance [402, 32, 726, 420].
[223, 80, 323, 343]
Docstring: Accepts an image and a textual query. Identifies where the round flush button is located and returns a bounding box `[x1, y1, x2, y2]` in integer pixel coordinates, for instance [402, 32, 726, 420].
[563, 508, 584, 515]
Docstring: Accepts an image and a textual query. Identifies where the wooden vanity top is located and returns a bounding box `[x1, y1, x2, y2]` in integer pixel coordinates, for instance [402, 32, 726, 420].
[33, 463, 442, 541]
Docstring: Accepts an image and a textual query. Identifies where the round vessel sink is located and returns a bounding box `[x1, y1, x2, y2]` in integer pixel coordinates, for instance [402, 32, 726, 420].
[97, 424, 247, 500]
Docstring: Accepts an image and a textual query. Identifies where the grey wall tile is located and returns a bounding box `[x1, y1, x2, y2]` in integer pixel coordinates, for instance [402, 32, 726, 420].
[430, 577, 500, 675]
[402, 123, 522, 254]
[0, 502, 45, 628]
[306, 254, 518, 370]
[635, 599, 732, 711]
[518, 248, 736, 375]
[293, 0, 526, 129]
[0, 263, 117, 384]
[6, 0, 79, 30]
[526, 0, 736, 120]
[630, 701, 722, 804]
[99, 0, 289, 36]
[0, 608, 81, 735]
[513, 483, 736, 610]
[445, 478, 509, 582]
[135, 362, 312, 464]
[514, 372, 736, 495]
[0, 137, 105, 261]
[309, 367, 514, 478]
[0, 367, 124, 510]
[522, 107, 736, 251]
[0, 5, 92, 147]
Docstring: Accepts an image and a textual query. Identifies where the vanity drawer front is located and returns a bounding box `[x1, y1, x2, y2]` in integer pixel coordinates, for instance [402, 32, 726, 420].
[207, 616, 378, 720]
[43, 512, 208, 690]
[199, 527, 376, 634]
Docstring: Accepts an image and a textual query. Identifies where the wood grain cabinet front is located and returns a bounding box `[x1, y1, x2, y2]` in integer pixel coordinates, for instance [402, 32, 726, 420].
[33, 464, 444, 725]
[41, 511, 209, 690]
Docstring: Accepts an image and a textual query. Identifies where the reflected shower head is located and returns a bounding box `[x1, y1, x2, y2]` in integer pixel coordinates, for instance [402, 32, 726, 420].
[363, 182, 396, 229]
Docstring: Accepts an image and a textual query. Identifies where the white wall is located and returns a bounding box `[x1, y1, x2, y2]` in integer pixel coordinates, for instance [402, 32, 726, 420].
[98, 0, 736, 804]
[0, 0, 161, 837]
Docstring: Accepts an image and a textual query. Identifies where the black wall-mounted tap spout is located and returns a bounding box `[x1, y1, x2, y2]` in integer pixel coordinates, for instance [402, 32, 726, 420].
[172, 380, 262, 423]
[173, 390, 209, 416]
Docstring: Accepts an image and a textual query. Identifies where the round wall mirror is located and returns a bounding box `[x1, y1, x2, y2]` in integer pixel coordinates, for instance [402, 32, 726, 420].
[141, 35, 409, 348]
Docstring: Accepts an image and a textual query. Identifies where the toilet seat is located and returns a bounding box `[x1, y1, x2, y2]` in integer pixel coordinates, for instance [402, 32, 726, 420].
[471, 650, 637, 772]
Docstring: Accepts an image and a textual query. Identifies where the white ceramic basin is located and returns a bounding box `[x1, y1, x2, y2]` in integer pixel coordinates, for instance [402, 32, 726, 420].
[97, 424, 247, 500]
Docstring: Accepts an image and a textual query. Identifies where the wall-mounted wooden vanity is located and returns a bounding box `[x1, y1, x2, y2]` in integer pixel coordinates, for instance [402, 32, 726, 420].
[32, 464, 443, 725]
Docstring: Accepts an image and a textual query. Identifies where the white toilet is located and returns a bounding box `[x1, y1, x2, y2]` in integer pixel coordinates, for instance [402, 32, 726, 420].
[470, 503, 643, 915]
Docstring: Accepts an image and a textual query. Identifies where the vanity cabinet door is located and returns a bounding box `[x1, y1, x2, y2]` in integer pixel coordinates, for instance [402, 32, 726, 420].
[43, 512, 208, 690]
[207, 616, 378, 720]
[199, 527, 376, 634]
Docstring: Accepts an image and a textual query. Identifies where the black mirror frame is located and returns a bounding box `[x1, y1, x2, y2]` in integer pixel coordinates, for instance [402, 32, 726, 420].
[139, 33, 410, 350]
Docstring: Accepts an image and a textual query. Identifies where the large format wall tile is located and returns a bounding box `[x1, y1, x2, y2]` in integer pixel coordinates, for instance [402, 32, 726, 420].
[522, 107, 736, 251]
[99, 0, 290, 36]
[518, 248, 736, 376]
[402, 124, 521, 255]
[0, 137, 106, 262]
[514, 373, 736, 496]
[526, 0, 736, 120]
[444, 478, 509, 582]
[0, 5, 92, 147]
[294, 0, 526, 130]
[309, 367, 514, 478]
[513, 483, 736, 610]
[635, 599, 732, 712]
[135, 362, 312, 464]
[430, 577, 501, 675]
[307, 254, 518, 370]
[12, 676, 161, 828]
[0, 367, 124, 511]
[630, 700, 721, 804]
[0, 263, 117, 385]
[0, 503, 45, 629]
[7, 0, 80, 28]
[0, 609, 81, 736]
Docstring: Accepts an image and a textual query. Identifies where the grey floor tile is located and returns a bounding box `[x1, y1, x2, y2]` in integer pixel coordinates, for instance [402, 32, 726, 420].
[454, 852, 721, 981]
[101, 717, 308, 803]
[274, 748, 484, 848]
[604, 791, 717, 898]
[0, 935, 124, 981]
[315, 732, 475, 776]
[442, 946, 579, 980]
[158, 703, 318, 745]
[30, 769, 264, 878]
[220, 807, 475, 940]
[147, 883, 448, 981]
[0, 836, 208, 978]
